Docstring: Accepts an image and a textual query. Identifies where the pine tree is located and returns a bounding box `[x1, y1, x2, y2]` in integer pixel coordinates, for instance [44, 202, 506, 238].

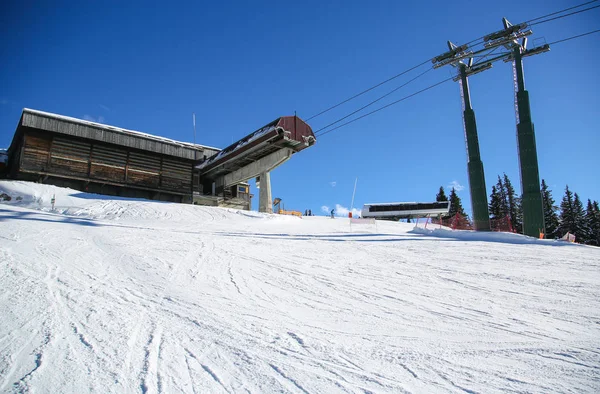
[496, 176, 509, 218]
[584, 199, 598, 246]
[541, 179, 559, 239]
[592, 201, 600, 246]
[436, 186, 448, 202]
[489, 175, 514, 232]
[558, 185, 576, 239]
[448, 187, 468, 219]
[573, 193, 587, 243]
[435, 186, 450, 220]
[515, 194, 524, 234]
[503, 174, 521, 233]
[489, 185, 504, 220]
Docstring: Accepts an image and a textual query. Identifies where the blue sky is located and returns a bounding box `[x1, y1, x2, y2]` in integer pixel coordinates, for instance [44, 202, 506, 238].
[1, 1, 598, 215]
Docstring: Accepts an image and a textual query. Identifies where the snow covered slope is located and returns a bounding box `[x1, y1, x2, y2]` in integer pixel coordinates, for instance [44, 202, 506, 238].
[1, 181, 599, 393]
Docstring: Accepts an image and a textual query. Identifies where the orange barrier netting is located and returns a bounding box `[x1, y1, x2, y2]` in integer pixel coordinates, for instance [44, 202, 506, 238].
[431, 214, 516, 232]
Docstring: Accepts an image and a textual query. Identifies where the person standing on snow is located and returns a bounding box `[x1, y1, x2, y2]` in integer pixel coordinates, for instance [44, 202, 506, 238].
[330, 208, 335, 218]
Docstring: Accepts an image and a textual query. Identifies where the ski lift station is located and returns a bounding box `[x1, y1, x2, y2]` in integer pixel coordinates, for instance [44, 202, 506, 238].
[3, 109, 316, 212]
[361, 201, 451, 221]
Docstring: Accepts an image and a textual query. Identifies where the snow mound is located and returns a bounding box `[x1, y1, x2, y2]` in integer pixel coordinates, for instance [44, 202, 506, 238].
[410, 226, 579, 247]
[0, 180, 272, 224]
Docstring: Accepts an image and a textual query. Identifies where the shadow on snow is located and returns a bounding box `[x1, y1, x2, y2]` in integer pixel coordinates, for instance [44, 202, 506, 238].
[217, 231, 449, 243]
[0, 208, 104, 227]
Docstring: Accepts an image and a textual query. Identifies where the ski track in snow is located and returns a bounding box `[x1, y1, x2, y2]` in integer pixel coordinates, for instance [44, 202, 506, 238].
[0, 180, 600, 393]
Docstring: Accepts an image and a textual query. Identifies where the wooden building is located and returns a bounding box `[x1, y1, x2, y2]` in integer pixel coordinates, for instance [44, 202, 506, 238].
[4, 109, 239, 204]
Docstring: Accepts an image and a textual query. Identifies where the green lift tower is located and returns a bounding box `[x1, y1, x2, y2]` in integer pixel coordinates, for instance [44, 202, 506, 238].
[498, 20, 550, 237]
[457, 63, 491, 231]
[435, 18, 549, 235]
[433, 41, 492, 231]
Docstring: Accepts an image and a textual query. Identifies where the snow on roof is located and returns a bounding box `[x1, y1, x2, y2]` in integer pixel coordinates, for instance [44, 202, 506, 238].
[363, 201, 448, 206]
[195, 123, 279, 170]
[23, 108, 221, 153]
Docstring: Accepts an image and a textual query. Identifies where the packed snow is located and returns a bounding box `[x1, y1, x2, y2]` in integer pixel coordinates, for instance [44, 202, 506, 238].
[0, 181, 599, 393]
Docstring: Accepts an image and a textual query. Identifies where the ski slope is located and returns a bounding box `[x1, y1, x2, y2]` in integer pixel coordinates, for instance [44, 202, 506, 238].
[1, 181, 599, 393]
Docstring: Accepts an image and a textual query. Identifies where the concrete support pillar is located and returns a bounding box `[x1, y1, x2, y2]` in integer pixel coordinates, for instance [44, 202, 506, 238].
[258, 171, 272, 213]
[223, 148, 292, 188]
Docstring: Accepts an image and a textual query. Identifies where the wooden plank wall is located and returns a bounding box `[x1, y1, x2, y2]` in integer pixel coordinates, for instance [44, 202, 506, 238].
[162, 157, 193, 191]
[91, 144, 127, 182]
[21, 131, 52, 172]
[128, 151, 161, 188]
[19, 131, 192, 194]
[51, 137, 91, 177]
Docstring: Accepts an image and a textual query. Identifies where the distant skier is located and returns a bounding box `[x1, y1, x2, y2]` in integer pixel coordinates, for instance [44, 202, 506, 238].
[330, 208, 335, 218]
[308, 209, 312, 216]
